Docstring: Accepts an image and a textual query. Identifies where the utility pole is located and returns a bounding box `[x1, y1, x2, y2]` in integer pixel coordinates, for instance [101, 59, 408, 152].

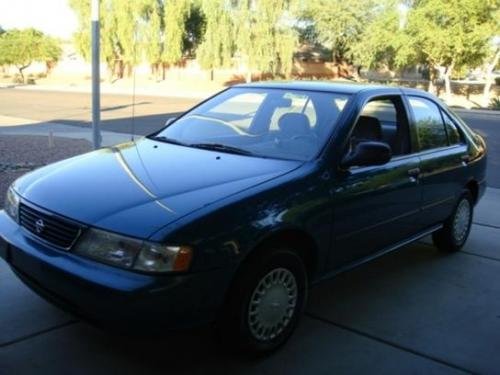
[91, 0, 102, 149]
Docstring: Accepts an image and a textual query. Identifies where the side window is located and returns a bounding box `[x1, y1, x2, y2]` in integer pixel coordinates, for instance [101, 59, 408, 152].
[441, 110, 463, 145]
[408, 97, 448, 151]
[351, 97, 410, 156]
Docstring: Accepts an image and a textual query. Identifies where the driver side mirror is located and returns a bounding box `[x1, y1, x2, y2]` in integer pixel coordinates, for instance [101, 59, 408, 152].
[164, 117, 177, 127]
[340, 141, 392, 169]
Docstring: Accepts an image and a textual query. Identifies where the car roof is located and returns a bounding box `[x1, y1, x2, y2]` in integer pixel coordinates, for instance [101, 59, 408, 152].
[234, 81, 389, 94]
[234, 80, 436, 99]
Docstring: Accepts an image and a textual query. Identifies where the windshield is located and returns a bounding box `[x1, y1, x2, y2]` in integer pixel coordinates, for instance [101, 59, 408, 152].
[154, 87, 350, 161]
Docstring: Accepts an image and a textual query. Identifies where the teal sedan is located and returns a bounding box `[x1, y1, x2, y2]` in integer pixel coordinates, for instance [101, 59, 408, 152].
[0, 82, 487, 354]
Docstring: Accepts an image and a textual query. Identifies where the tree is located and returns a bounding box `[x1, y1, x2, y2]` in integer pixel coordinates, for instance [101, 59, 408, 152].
[395, 0, 498, 98]
[142, 0, 164, 80]
[0, 28, 62, 82]
[69, 0, 92, 61]
[481, 1, 500, 107]
[162, 0, 191, 65]
[71, 0, 149, 80]
[69, 0, 195, 81]
[183, 1, 205, 57]
[350, 1, 401, 71]
[301, 0, 378, 68]
[482, 44, 500, 107]
[233, 0, 298, 82]
[197, 0, 234, 78]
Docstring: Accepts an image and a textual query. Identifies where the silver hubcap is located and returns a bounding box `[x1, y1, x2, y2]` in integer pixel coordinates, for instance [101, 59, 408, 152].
[248, 268, 298, 341]
[453, 199, 471, 243]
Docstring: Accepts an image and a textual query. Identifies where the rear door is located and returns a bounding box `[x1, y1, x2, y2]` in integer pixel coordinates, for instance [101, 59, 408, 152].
[405, 95, 469, 226]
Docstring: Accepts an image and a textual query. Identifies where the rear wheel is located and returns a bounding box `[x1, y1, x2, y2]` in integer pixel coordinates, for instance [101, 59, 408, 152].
[432, 191, 473, 252]
[218, 248, 307, 354]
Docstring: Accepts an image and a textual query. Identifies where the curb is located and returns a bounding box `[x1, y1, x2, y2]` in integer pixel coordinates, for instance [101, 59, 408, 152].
[453, 108, 500, 117]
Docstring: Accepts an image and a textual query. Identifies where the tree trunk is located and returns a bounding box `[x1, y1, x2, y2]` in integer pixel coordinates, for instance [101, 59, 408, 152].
[482, 48, 500, 108]
[108, 63, 114, 83]
[427, 65, 439, 95]
[427, 63, 439, 95]
[17, 67, 25, 83]
[246, 69, 252, 83]
[443, 62, 454, 103]
[16, 63, 30, 83]
[118, 61, 125, 79]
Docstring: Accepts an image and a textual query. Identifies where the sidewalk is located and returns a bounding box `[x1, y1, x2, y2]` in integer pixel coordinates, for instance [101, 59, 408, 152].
[0, 115, 133, 147]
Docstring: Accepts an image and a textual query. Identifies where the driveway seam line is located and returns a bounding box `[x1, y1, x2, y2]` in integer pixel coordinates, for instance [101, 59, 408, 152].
[305, 312, 472, 374]
[472, 221, 500, 230]
[460, 251, 500, 263]
[0, 319, 78, 348]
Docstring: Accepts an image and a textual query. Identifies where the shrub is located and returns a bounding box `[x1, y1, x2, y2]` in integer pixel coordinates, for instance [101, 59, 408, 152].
[489, 97, 500, 110]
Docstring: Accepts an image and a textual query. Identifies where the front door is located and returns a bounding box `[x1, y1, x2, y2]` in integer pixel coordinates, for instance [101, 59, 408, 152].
[329, 156, 422, 268]
[327, 95, 422, 269]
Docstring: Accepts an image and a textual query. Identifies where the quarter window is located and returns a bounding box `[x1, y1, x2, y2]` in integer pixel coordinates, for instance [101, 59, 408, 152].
[441, 111, 463, 145]
[409, 97, 448, 151]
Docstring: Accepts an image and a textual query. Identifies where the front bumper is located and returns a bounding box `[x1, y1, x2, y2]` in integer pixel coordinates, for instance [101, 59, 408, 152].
[0, 210, 230, 330]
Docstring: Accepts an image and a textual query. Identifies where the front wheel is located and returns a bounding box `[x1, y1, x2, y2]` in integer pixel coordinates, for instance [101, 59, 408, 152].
[218, 248, 307, 354]
[432, 191, 473, 252]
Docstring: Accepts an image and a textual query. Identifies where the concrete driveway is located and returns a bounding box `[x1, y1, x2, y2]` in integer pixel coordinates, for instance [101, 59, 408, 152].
[1, 187, 499, 374]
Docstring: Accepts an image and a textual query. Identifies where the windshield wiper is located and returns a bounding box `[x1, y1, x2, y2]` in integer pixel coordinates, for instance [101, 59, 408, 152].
[151, 136, 188, 146]
[189, 143, 255, 156]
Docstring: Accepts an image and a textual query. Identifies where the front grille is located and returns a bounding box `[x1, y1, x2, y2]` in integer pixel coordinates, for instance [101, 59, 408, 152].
[19, 203, 82, 249]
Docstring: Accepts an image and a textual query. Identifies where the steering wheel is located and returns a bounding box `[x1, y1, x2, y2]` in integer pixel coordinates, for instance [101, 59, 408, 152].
[275, 133, 318, 149]
[290, 133, 318, 143]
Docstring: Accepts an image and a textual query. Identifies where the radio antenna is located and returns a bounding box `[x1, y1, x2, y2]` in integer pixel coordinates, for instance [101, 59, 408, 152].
[131, 24, 138, 143]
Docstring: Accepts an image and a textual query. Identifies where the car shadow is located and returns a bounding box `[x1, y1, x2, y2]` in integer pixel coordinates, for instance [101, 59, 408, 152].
[49, 112, 185, 136]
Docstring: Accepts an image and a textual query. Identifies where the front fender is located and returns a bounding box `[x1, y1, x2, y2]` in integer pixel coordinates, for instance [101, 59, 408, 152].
[151, 165, 332, 278]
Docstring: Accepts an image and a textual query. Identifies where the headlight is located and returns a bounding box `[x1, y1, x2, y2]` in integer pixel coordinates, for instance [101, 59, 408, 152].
[73, 228, 192, 273]
[5, 185, 20, 222]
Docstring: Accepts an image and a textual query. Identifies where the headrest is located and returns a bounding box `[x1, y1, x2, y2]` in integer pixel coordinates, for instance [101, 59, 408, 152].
[278, 113, 311, 137]
[352, 116, 382, 141]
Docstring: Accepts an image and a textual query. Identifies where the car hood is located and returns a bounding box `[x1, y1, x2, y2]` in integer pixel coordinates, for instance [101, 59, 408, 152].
[14, 138, 301, 238]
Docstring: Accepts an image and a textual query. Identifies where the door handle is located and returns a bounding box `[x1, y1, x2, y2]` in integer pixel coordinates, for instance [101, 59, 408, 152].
[461, 155, 470, 163]
[407, 168, 421, 177]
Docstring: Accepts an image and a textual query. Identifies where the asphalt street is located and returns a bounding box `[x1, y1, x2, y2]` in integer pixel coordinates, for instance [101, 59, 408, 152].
[0, 88, 498, 187]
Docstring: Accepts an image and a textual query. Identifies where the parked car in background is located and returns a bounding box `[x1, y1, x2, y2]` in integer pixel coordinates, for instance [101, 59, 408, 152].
[0, 82, 487, 353]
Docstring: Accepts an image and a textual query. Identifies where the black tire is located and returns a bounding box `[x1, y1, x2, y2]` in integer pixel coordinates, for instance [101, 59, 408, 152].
[432, 191, 474, 252]
[217, 247, 308, 355]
